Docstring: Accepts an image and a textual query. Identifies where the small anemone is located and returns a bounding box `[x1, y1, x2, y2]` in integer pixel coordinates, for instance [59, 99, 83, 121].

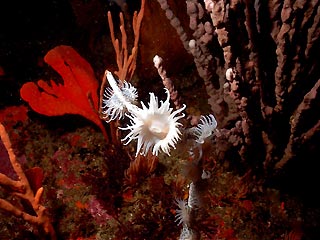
[175, 199, 190, 226]
[102, 81, 138, 122]
[187, 182, 199, 209]
[192, 114, 217, 144]
[179, 225, 193, 240]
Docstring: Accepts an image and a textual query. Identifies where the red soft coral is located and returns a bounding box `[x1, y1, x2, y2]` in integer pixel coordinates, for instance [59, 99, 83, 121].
[20, 45, 108, 140]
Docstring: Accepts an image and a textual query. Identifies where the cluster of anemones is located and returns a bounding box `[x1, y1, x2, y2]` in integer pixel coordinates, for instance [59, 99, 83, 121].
[102, 71, 217, 157]
[102, 71, 186, 156]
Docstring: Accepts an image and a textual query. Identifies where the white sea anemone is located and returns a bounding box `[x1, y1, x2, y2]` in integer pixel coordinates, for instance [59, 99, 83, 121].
[193, 114, 217, 144]
[121, 89, 186, 156]
[179, 226, 193, 240]
[175, 199, 190, 226]
[102, 81, 138, 122]
[187, 182, 199, 209]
